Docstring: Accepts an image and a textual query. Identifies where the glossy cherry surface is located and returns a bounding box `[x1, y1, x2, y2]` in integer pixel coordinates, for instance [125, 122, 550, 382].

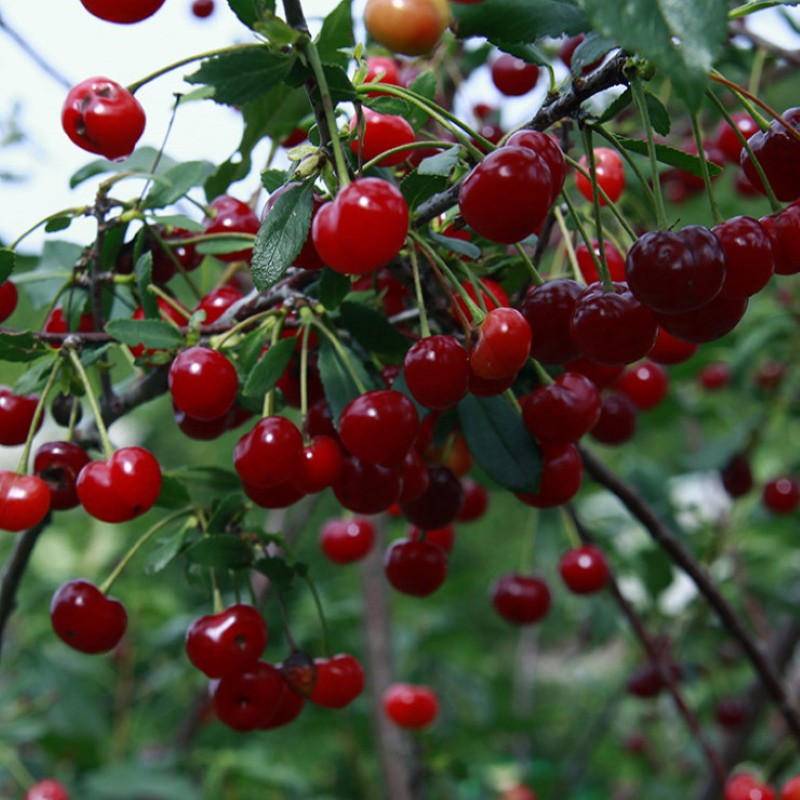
[0, 280, 18, 322]
[559, 545, 610, 594]
[50, 579, 127, 654]
[515, 443, 582, 508]
[491, 573, 551, 624]
[234, 416, 304, 488]
[490, 54, 539, 96]
[521, 372, 600, 444]
[203, 196, 260, 263]
[0, 470, 51, 532]
[517, 279, 583, 364]
[80, 0, 165, 22]
[349, 108, 415, 166]
[0, 386, 41, 445]
[575, 147, 625, 204]
[212, 660, 286, 731]
[383, 683, 439, 728]
[384, 537, 448, 596]
[24, 779, 70, 800]
[470, 307, 532, 381]
[320, 517, 376, 563]
[33, 441, 91, 511]
[308, 654, 365, 708]
[404, 335, 470, 410]
[169, 347, 239, 422]
[400, 465, 464, 529]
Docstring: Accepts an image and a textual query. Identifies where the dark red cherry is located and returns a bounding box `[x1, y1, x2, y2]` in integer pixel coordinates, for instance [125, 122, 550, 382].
[290, 435, 345, 494]
[169, 346, 239, 422]
[79, 0, 165, 23]
[517, 279, 583, 365]
[308, 654, 365, 709]
[648, 327, 698, 365]
[384, 537, 448, 596]
[0, 280, 18, 323]
[720, 454, 753, 499]
[490, 53, 539, 96]
[715, 697, 749, 728]
[33, 441, 91, 511]
[50, 579, 127, 654]
[491, 573, 551, 624]
[212, 660, 286, 731]
[715, 112, 759, 162]
[762, 477, 800, 514]
[740, 107, 800, 202]
[589, 392, 638, 445]
[712, 216, 774, 297]
[409, 524, 455, 553]
[515, 443, 582, 508]
[349, 108, 415, 166]
[319, 517, 376, 564]
[654, 294, 748, 344]
[400, 465, 464, 529]
[614, 361, 669, 411]
[234, 416, 304, 488]
[243, 480, 306, 509]
[470, 307, 532, 381]
[0, 386, 42, 445]
[456, 478, 489, 522]
[403, 335, 470, 410]
[333, 456, 403, 514]
[559, 545, 610, 594]
[506, 130, 567, 202]
[521, 372, 600, 444]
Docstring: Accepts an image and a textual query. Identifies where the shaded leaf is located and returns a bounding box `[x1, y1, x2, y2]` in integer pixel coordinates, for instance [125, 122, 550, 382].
[570, 31, 616, 74]
[644, 90, 671, 137]
[407, 71, 437, 129]
[339, 300, 410, 362]
[0, 332, 48, 363]
[145, 519, 194, 575]
[43, 216, 74, 233]
[452, 0, 587, 42]
[13, 354, 57, 394]
[207, 493, 247, 534]
[167, 466, 242, 493]
[417, 146, 461, 177]
[613, 135, 723, 177]
[106, 319, 184, 349]
[400, 172, 448, 209]
[429, 230, 481, 260]
[155, 474, 192, 510]
[143, 160, 215, 209]
[0, 248, 14, 283]
[69, 147, 176, 189]
[226, 0, 275, 28]
[318, 338, 380, 422]
[315, 0, 354, 69]
[243, 337, 296, 398]
[185, 536, 254, 569]
[254, 556, 296, 590]
[135, 252, 158, 319]
[261, 168, 288, 192]
[318, 267, 351, 310]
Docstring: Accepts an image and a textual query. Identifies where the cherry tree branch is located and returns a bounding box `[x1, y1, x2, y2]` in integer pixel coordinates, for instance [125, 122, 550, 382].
[580, 445, 800, 746]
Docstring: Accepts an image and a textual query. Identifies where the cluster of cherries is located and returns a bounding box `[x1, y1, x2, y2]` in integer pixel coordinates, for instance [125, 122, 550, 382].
[724, 772, 800, 800]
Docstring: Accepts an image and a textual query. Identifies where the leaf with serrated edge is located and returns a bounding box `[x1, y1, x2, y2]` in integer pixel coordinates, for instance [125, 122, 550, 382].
[243, 337, 296, 398]
[417, 146, 461, 177]
[106, 319, 184, 349]
[452, 0, 588, 42]
[614, 135, 722, 177]
[143, 161, 215, 209]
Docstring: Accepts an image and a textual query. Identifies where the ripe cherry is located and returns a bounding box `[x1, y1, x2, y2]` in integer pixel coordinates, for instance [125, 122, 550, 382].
[470, 307, 532, 381]
[762, 477, 800, 514]
[364, 0, 450, 56]
[385, 537, 448, 596]
[589, 392, 638, 445]
[713, 216, 774, 298]
[409, 524, 455, 553]
[491, 574, 551, 624]
[564, 356, 624, 390]
[575, 148, 625, 205]
[185, 604, 268, 679]
[243, 479, 305, 509]
[724, 773, 776, 800]
[33, 441, 91, 511]
[575, 239, 626, 285]
[169, 347, 239, 422]
[290, 436, 345, 494]
[740, 107, 800, 202]
[515, 444, 583, 508]
[79, 0, 165, 23]
[334, 456, 403, 514]
[25, 780, 70, 800]
[499, 784, 539, 800]
[195, 285, 244, 325]
[490, 54, 539, 96]
[308, 654, 365, 708]
[648, 326, 698, 365]
[312, 178, 409, 275]
[715, 697, 749, 728]
[349, 109, 415, 166]
[319, 517, 376, 564]
[0, 280, 18, 322]
[383, 683, 439, 729]
[404, 335, 470, 410]
[760, 202, 800, 276]
[400, 465, 464, 529]
[76, 447, 162, 523]
[698, 362, 731, 391]
[615, 361, 669, 410]
[456, 478, 489, 522]
[0, 386, 42, 445]
[781, 776, 800, 800]
[43, 306, 95, 344]
[212, 660, 286, 731]
[398, 447, 430, 503]
[234, 416, 304, 488]
[451, 277, 511, 319]
[364, 56, 402, 94]
[62, 77, 145, 160]
[521, 372, 601, 444]
[517, 279, 583, 364]
[720, 454, 754, 499]
[559, 545, 610, 594]
[50, 579, 127, 654]
[458, 146, 553, 244]
[654, 293, 748, 345]
[191, 0, 215, 17]
[0, 471, 51, 532]
[203, 196, 260, 263]
[505, 130, 567, 202]
[715, 112, 759, 162]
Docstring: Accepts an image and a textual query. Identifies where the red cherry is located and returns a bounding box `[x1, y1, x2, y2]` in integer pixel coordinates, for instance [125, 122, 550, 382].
[364, 56, 402, 94]
[404, 335, 470, 410]
[234, 416, 304, 488]
[515, 443, 582, 508]
[458, 146, 553, 244]
[499, 784, 539, 800]
[575, 148, 625, 205]
[760, 202, 800, 275]
[25, 780, 70, 800]
[740, 107, 800, 202]
[383, 683, 439, 728]
[33, 441, 91, 511]
[212, 660, 286, 731]
[398, 447, 431, 503]
[349, 109, 415, 166]
[195, 285, 244, 325]
[333, 455, 403, 514]
[203, 196, 260, 263]
[409, 524, 455, 553]
[698, 362, 731, 391]
[559, 33, 603, 74]
[470, 307, 532, 381]
[43, 306, 95, 347]
[0, 280, 18, 322]
[715, 697, 749, 728]
[781, 776, 800, 800]
[50, 579, 127, 654]
[575, 239, 626, 285]
[654, 293, 748, 345]
[614, 361, 669, 410]
[490, 54, 539, 96]
[521, 372, 601, 444]
[243, 479, 306, 509]
[0, 471, 51, 532]
[76, 447, 162, 523]
[320, 517, 376, 564]
[563, 357, 624, 390]
[169, 347, 239, 422]
[491, 574, 551, 624]
[648, 326, 698, 365]
[0, 386, 42, 445]
[62, 77, 145, 160]
[339, 389, 419, 465]
[713, 216, 774, 298]
[720, 454, 754, 499]
[79, 0, 165, 22]
[290, 435, 345, 494]
[456, 478, 489, 522]
[400, 465, 464, 529]
[308, 654, 365, 708]
[191, 0, 215, 17]
[312, 178, 409, 276]
[517, 279, 583, 365]
[762, 477, 800, 514]
[185, 604, 268, 679]
[589, 392, 638, 445]
[715, 112, 759, 162]
[724, 773, 776, 800]
[559, 545, 610, 594]
[385, 537, 448, 596]
[505, 130, 567, 202]
[451, 277, 510, 318]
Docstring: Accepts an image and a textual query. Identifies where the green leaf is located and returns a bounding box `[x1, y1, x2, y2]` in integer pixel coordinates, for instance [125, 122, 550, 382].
[151, 214, 204, 232]
[206, 493, 246, 534]
[318, 267, 351, 310]
[196, 236, 254, 255]
[496, 41, 551, 66]
[318, 338, 380, 422]
[155, 474, 192, 510]
[597, 87, 632, 123]
[0, 248, 14, 283]
[254, 556, 296, 590]
[457, 393, 541, 492]
[69, 147, 176, 189]
[319, 63, 358, 103]
[613, 135, 723, 177]
[105, 318, 184, 349]
[243, 337, 296, 398]
[576, 0, 728, 111]
[142, 160, 215, 209]
[570, 31, 615, 74]
[145, 519, 194, 575]
[254, 14, 302, 46]
[251, 181, 314, 291]
[644, 90, 671, 137]
[315, 0, 353, 69]
[14, 354, 58, 394]
[226, 0, 275, 28]
[400, 172, 448, 209]
[417, 146, 461, 177]
[452, 0, 588, 42]
[406, 71, 437, 129]
[43, 216, 74, 233]
[186, 46, 296, 107]
[0, 332, 48, 362]
[339, 301, 410, 362]
[429, 230, 481, 260]
[185, 536, 254, 569]
[364, 96, 413, 117]
[134, 252, 158, 319]
[167, 466, 242, 493]
[261, 168, 288, 192]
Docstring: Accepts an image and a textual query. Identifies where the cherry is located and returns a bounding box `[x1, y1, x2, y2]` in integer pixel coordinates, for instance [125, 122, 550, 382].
[364, 56, 402, 94]
[174, 404, 234, 441]
[404, 335, 470, 410]
[43, 306, 95, 343]
[203, 195, 260, 263]
[212, 660, 286, 731]
[320, 516, 376, 564]
[79, 0, 165, 23]
[129, 298, 188, 361]
[50, 579, 127, 654]
[521, 372, 601, 444]
[243, 479, 305, 509]
[588, 392, 638, 445]
[559, 545, 610, 594]
[383, 683, 439, 728]
[698, 361, 731, 391]
[0, 471, 51, 532]
[506, 130, 567, 201]
[409, 524, 455, 553]
[290, 436, 345, 494]
[468, 370, 517, 397]
[648, 326, 698, 365]
[499, 785, 539, 800]
[339, 389, 419, 465]
[762, 477, 800, 514]
[312, 178, 409, 275]
[470, 308, 532, 381]
[169, 346, 238, 423]
[33, 441, 91, 511]
[755, 359, 785, 391]
[615, 361, 669, 410]
[364, 0, 450, 56]
[517, 279, 583, 364]
[259, 678, 305, 729]
[385, 537, 448, 596]
[575, 148, 625, 205]
[782, 776, 800, 800]
[715, 112, 759, 162]
[185, 604, 268, 679]
[195, 285, 244, 325]
[350, 109, 415, 166]
[234, 416, 304, 488]
[575, 239, 626, 285]
[760, 202, 800, 275]
[451, 278, 510, 319]
[654, 293, 748, 344]
[720, 454, 754, 499]
[724, 773, 776, 800]
[25, 779, 70, 800]
[76, 447, 162, 523]
[625, 226, 726, 314]
[400, 465, 464, 529]
[308, 653, 365, 708]
[0, 386, 41, 445]
[0, 280, 17, 322]
[740, 107, 800, 202]
[627, 664, 667, 698]
[333, 456, 403, 514]
[490, 54, 539, 96]
[399, 447, 430, 503]
[570, 281, 657, 366]
[456, 478, 489, 522]
[191, 0, 215, 17]
[62, 77, 145, 160]
[559, 33, 603, 74]
[491, 574, 551, 624]
[458, 145, 553, 244]
[515, 443, 583, 508]
[715, 697, 749, 728]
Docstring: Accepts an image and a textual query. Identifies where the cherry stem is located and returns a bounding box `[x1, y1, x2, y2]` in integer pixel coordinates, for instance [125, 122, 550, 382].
[144, 224, 202, 302]
[408, 242, 431, 339]
[729, 0, 789, 18]
[263, 318, 285, 419]
[688, 112, 724, 226]
[0, 742, 36, 792]
[531, 359, 553, 386]
[8, 207, 90, 251]
[213, 308, 283, 351]
[67, 347, 115, 459]
[309, 318, 368, 395]
[559, 191, 610, 290]
[558, 506, 583, 549]
[146, 284, 192, 321]
[580, 126, 614, 292]
[518, 510, 538, 573]
[14, 357, 62, 475]
[630, 78, 668, 230]
[513, 243, 545, 286]
[298, 317, 312, 433]
[552, 206, 582, 281]
[99, 508, 194, 595]
[359, 139, 459, 173]
[211, 568, 224, 615]
[275, 589, 301, 652]
[303, 572, 332, 658]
